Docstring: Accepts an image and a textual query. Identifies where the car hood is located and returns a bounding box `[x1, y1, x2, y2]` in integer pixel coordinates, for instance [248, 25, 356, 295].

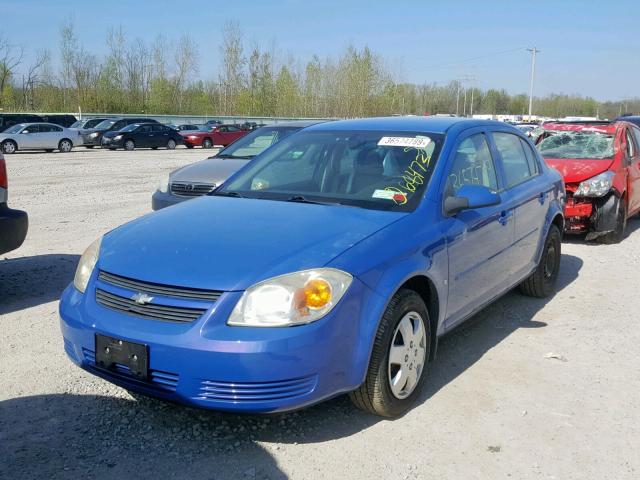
[99, 196, 405, 291]
[170, 157, 250, 185]
[544, 157, 614, 183]
[103, 131, 121, 138]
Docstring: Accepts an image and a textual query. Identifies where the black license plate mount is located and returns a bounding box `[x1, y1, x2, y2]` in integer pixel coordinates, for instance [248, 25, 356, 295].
[95, 334, 148, 380]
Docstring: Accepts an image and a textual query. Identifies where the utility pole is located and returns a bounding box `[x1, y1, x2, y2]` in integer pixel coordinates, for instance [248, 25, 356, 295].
[470, 87, 475, 117]
[527, 47, 539, 122]
[456, 81, 460, 116]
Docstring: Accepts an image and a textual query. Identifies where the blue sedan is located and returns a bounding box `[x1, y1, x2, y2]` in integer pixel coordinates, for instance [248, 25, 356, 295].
[59, 117, 565, 417]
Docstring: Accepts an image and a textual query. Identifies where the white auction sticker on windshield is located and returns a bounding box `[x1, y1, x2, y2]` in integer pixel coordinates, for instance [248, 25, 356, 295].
[377, 136, 431, 148]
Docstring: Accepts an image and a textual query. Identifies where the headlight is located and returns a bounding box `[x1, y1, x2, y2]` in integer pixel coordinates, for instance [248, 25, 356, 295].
[574, 171, 615, 197]
[158, 173, 170, 193]
[228, 269, 353, 327]
[113, 135, 123, 140]
[89, 132, 99, 138]
[73, 237, 102, 293]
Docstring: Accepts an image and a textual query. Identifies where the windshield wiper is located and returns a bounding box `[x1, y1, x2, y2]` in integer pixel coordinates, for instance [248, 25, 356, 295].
[211, 190, 245, 198]
[215, 154, 253, 159]
[285, 195, 342, 206]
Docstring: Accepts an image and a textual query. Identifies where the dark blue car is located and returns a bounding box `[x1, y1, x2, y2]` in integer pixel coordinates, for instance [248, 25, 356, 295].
[60, 117, 565, 417]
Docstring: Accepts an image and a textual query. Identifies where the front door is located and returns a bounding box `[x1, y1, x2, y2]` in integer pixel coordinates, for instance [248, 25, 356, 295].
[443, 131, 515, 329]
[625, 126, 640, 214]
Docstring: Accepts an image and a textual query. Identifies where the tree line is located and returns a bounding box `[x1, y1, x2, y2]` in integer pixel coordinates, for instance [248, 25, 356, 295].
[0, 22, 637, 120]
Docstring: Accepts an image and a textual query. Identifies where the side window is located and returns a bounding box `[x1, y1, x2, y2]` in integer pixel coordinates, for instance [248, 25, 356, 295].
[493, 132, 533, 188]
[39, 124, 52, 133]
[447, 133, 498, 194]
[625, 129, 636, 160]
[227, 126, 240, 132]
[113, 120, 126, 130]
[52, 125, 63, 132]
[140, 125, 152, 133]
[218, 126, 228, 133]
[23, 125, 39, 133]
[152, 124, 164, 132]
[519, 138, 539, 175]
[631, 126, 640, 159]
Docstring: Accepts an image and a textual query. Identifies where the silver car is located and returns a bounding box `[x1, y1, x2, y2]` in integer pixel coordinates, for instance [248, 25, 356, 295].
[0, 123, 81, 154]
[152, 121, 323, 210]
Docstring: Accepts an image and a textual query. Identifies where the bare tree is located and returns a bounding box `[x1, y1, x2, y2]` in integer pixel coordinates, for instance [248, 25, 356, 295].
[219, 21, 245, 114]
[173, 34, 198, 112]
[22, 50, 49, 109]
[0, 35, 24, 108]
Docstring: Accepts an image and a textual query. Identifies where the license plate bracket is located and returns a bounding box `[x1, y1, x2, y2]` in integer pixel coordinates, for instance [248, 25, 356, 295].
[95, 334, 148, 380]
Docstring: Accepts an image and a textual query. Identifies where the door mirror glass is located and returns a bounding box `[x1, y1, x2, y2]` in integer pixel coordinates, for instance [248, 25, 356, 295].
[444, 185, 500, 216]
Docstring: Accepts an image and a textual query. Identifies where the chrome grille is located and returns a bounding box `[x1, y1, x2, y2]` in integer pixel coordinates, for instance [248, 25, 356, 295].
[95, 289, 206, 323]
[170, 182, 216, 197]
[98, 271, 222, 302]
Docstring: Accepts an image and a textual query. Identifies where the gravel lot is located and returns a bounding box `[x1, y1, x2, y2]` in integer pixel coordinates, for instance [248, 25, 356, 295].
[1, 148, 639, 480]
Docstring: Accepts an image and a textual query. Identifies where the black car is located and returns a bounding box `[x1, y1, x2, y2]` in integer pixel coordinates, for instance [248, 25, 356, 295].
[69, 117, 113, 130]
[615, 115, 640, 128]
[205, 119, 223, 127]
[0, 154, 28, 255]
[101, 123, 184, 151]
[0, 114, 44, 132]
[42, 114, 77, 128]
[81, 117, 159, 148]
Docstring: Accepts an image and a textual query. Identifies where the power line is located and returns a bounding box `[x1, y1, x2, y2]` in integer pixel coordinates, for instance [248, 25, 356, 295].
[421, 47, 528, 71]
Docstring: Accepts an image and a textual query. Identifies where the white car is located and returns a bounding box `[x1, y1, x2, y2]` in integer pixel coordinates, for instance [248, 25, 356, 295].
[0, 123, 81, 154]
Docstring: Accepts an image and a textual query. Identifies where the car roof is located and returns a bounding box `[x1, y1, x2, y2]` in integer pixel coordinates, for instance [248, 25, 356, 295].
[265, 120, 326, 128]
[305, 116, 506, 134]
[542, 121, 618, 134]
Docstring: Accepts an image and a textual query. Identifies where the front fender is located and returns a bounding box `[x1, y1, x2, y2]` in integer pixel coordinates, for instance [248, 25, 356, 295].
[534, 185, 565, 265]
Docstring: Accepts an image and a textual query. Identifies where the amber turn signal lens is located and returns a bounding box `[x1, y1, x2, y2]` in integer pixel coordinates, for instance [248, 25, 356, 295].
[303, 279, 332, 309]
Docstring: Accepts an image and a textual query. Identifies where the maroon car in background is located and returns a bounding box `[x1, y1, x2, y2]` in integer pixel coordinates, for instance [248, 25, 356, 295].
[181, 124, 248, 149]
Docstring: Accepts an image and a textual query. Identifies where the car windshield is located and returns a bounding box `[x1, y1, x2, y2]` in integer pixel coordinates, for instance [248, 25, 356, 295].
[218, 130, 443, 212]
[538, 130, 615, 159]
[119, 124, 140, 133]
[70, 121, 82, 128]
[198, 125, 214, 132]
[94, 119, 116, 130]
[219, 126, 298, 158]
[4, 124, 24, 134]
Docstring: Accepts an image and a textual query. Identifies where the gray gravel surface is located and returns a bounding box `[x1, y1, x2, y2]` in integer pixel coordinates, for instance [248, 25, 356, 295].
[1, 148, 639, 479]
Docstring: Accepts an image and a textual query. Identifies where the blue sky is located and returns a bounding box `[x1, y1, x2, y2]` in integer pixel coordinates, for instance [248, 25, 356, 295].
[3, 0, 638, 100]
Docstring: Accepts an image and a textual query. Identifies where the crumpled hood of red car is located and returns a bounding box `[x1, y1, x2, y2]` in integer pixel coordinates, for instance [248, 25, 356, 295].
[544, 157, 614, 184]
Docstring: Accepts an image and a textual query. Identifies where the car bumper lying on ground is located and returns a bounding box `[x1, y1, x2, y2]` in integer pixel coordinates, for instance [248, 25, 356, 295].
[0, 204, 28, 255]
[59, 275, 373, 413]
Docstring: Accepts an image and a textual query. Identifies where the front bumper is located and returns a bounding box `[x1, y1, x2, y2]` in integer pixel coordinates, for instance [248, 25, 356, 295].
[151, 190, 190, 210]
[564, 196, 593, 233]
[101, 137, 123, 149]
[59, 275, 371, 413]
[82, 134, 103, 146]
[0, 203, 28, 255]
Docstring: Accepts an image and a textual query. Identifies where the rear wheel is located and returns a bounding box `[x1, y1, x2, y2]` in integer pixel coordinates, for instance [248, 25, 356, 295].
[349, 289, 430, 417]
[124, 139, 135, 151]
[58, 139, 73, 153]
[202, 138, 213, 149]
[2, 140, 17, 154]
[167, 139, 177, 150]
[519, 224, 561, 298]
[598, 199, 627, 244]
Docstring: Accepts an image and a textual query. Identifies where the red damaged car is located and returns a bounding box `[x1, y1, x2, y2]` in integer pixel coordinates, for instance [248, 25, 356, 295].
[181, 124, 248, 149]
[537, 121, 640, 243]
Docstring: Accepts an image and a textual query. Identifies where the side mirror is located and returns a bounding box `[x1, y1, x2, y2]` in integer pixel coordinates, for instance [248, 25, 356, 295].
[444, 184, 500, 216]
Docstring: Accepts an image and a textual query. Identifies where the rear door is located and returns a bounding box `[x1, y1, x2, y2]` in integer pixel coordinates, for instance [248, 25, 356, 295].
[136, 125, 153, 148]
[443, 130, 515, 329]
[625, 126, 640, 214]
[490, 131, 549, 277]
[152, 124, 168, 147]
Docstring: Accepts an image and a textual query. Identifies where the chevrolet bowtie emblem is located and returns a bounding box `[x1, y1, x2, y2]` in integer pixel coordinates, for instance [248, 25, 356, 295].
[131, 292, 154, 305]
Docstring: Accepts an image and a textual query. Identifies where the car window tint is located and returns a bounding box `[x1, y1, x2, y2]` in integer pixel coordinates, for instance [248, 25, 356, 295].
[519, 138, 539, 174]
[139, 125, 152, 133]
[227, 126, 240, 132]
[23, 125, 39, 133]
[631, 126, 640, 157]
[39, 124, 53, 133]
[448, 134, 498, 194]
[113, 120, 127, 130]
[218, 126, 228, 132]
[493, 132, 533, 188]
[152, 124, 163, 132]
[625, 129, 636, 158]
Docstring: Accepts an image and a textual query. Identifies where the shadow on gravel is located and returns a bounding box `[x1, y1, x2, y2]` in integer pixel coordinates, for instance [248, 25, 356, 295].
[0, 254, 79, 315]
[418, 253, 583, 406]
[1, 254, 583, 479]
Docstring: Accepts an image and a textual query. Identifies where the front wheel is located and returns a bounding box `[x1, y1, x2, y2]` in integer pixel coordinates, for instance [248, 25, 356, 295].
[124, 140, 135, 151]
[598, 199, 627, 244]
[2, 140, 17, 154]
[166, 139, 177, 150]
[58, 139, 73, 153]
[202, 138, 213, 149]
[519, 224, 561, 298]
[349, 289, 430, 417]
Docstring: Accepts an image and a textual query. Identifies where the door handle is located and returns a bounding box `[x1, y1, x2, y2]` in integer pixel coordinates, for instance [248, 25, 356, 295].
[538, 191, 547, 204]
[498, 211, 513, 226]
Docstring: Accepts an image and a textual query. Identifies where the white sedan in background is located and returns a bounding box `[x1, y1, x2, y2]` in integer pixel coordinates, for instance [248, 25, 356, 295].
[0, 123, 81, 154]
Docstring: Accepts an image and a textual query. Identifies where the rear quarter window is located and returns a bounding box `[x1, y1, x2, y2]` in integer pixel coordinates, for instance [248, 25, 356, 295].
[493, 132, 535, 188]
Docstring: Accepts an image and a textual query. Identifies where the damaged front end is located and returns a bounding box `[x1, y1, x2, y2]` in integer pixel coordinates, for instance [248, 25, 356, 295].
[585, 193, 623, 241]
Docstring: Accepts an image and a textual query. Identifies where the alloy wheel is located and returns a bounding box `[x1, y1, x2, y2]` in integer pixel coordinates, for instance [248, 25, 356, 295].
[387, 311, 427, 399]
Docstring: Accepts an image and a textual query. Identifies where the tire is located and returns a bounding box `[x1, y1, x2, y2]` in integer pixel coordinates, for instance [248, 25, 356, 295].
[1, 140, 17, 154]
[58, 139, 73, 153]
[349, 289, 430, 417]
[124, 140, 135, 151]
[598, 199, 627, 244]
[166, 139, 177, 150]
[519, 224, 561, 298]
[202, 138, 213, 149]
